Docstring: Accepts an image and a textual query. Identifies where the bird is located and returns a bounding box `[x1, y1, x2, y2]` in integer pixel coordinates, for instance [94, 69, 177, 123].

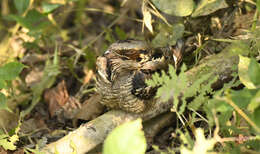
[96, 39, 184, 113]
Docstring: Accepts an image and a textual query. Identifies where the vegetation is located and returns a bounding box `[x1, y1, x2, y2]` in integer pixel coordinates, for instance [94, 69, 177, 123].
[0, 0, 259, 153]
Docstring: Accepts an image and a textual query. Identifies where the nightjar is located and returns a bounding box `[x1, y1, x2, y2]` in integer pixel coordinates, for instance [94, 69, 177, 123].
[96, 39, 184, 113]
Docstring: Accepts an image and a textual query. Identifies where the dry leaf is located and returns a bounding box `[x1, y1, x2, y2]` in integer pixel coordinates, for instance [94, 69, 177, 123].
[44, 80, 81, 119]
[142, 1, 153, 33]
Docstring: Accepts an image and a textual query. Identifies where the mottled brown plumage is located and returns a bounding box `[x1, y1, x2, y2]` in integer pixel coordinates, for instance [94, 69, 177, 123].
[96, 39, 183, 113]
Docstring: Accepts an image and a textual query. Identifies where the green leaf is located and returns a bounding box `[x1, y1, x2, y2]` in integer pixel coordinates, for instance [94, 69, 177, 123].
[231, 89, 258, 109]
[0, 120, 20, 151]
[257, 0, 260, 13]
[188, 94, 208, 111]
[14, 0, 30, 15]
[248, 58, 260, 86]
[0, 62, 24, 81]
[238, 55, 256, 89]
[7, 14, 32, 30]
[7, 9, 50, 32]
[0, 79, 6, 89]
[0, 134, 9, 139]
[152, 23, 184, 48]
[0, 92, 11, 112]
[42, 2, 62, 14]
[24, 9, 51, 31]
[244, 136, 260, 151]
[0, 138, 16, 150]
[205, 98, 233, 127]
[192, 0, 228, 17]
[151, 0, 194, 16]
[248, 90, 260, 112]
[103, 119, 146, 154]
[177, 129, 194, 149]
[253, 107, 260, 128]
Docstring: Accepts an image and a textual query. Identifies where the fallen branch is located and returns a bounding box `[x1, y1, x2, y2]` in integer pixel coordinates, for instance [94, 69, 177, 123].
[42, 51, 239, 154]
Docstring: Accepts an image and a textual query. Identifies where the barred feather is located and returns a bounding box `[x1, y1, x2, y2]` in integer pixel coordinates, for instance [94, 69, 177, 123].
[96, 39, 184, 113]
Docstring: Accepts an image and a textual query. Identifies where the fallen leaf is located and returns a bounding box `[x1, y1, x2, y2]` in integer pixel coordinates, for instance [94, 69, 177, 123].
[44, 80, 81, 119]
[142, 2, 153, 33]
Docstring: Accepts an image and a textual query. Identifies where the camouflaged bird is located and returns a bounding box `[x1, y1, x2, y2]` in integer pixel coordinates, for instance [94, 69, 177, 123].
[96, 39, 184, 113]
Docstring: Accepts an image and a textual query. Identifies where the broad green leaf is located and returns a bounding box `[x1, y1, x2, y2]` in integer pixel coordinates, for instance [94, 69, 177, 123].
[257, 0, 260, 13]
[248, 58, 260, 86]
[0, 79, 6, 89]
[0, 62, 24, 81]
[238, 55, 256, 89]
[192, 0, 228, 17]
[42, 2, 62, 14]
[253, 107, 260, 128]
[6, 15, 31, 29]
[103, 119, 146, 154]
[151, 0, 194, 16]
[152, 23, 184, 48]
[24, 9, 50, 31]
[14, 0, 30, 15]
[7, 9, 50, 32]
[231, 89, 258, 109]
[0, 93, 10, 112]
[248, 90, 260, 112]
